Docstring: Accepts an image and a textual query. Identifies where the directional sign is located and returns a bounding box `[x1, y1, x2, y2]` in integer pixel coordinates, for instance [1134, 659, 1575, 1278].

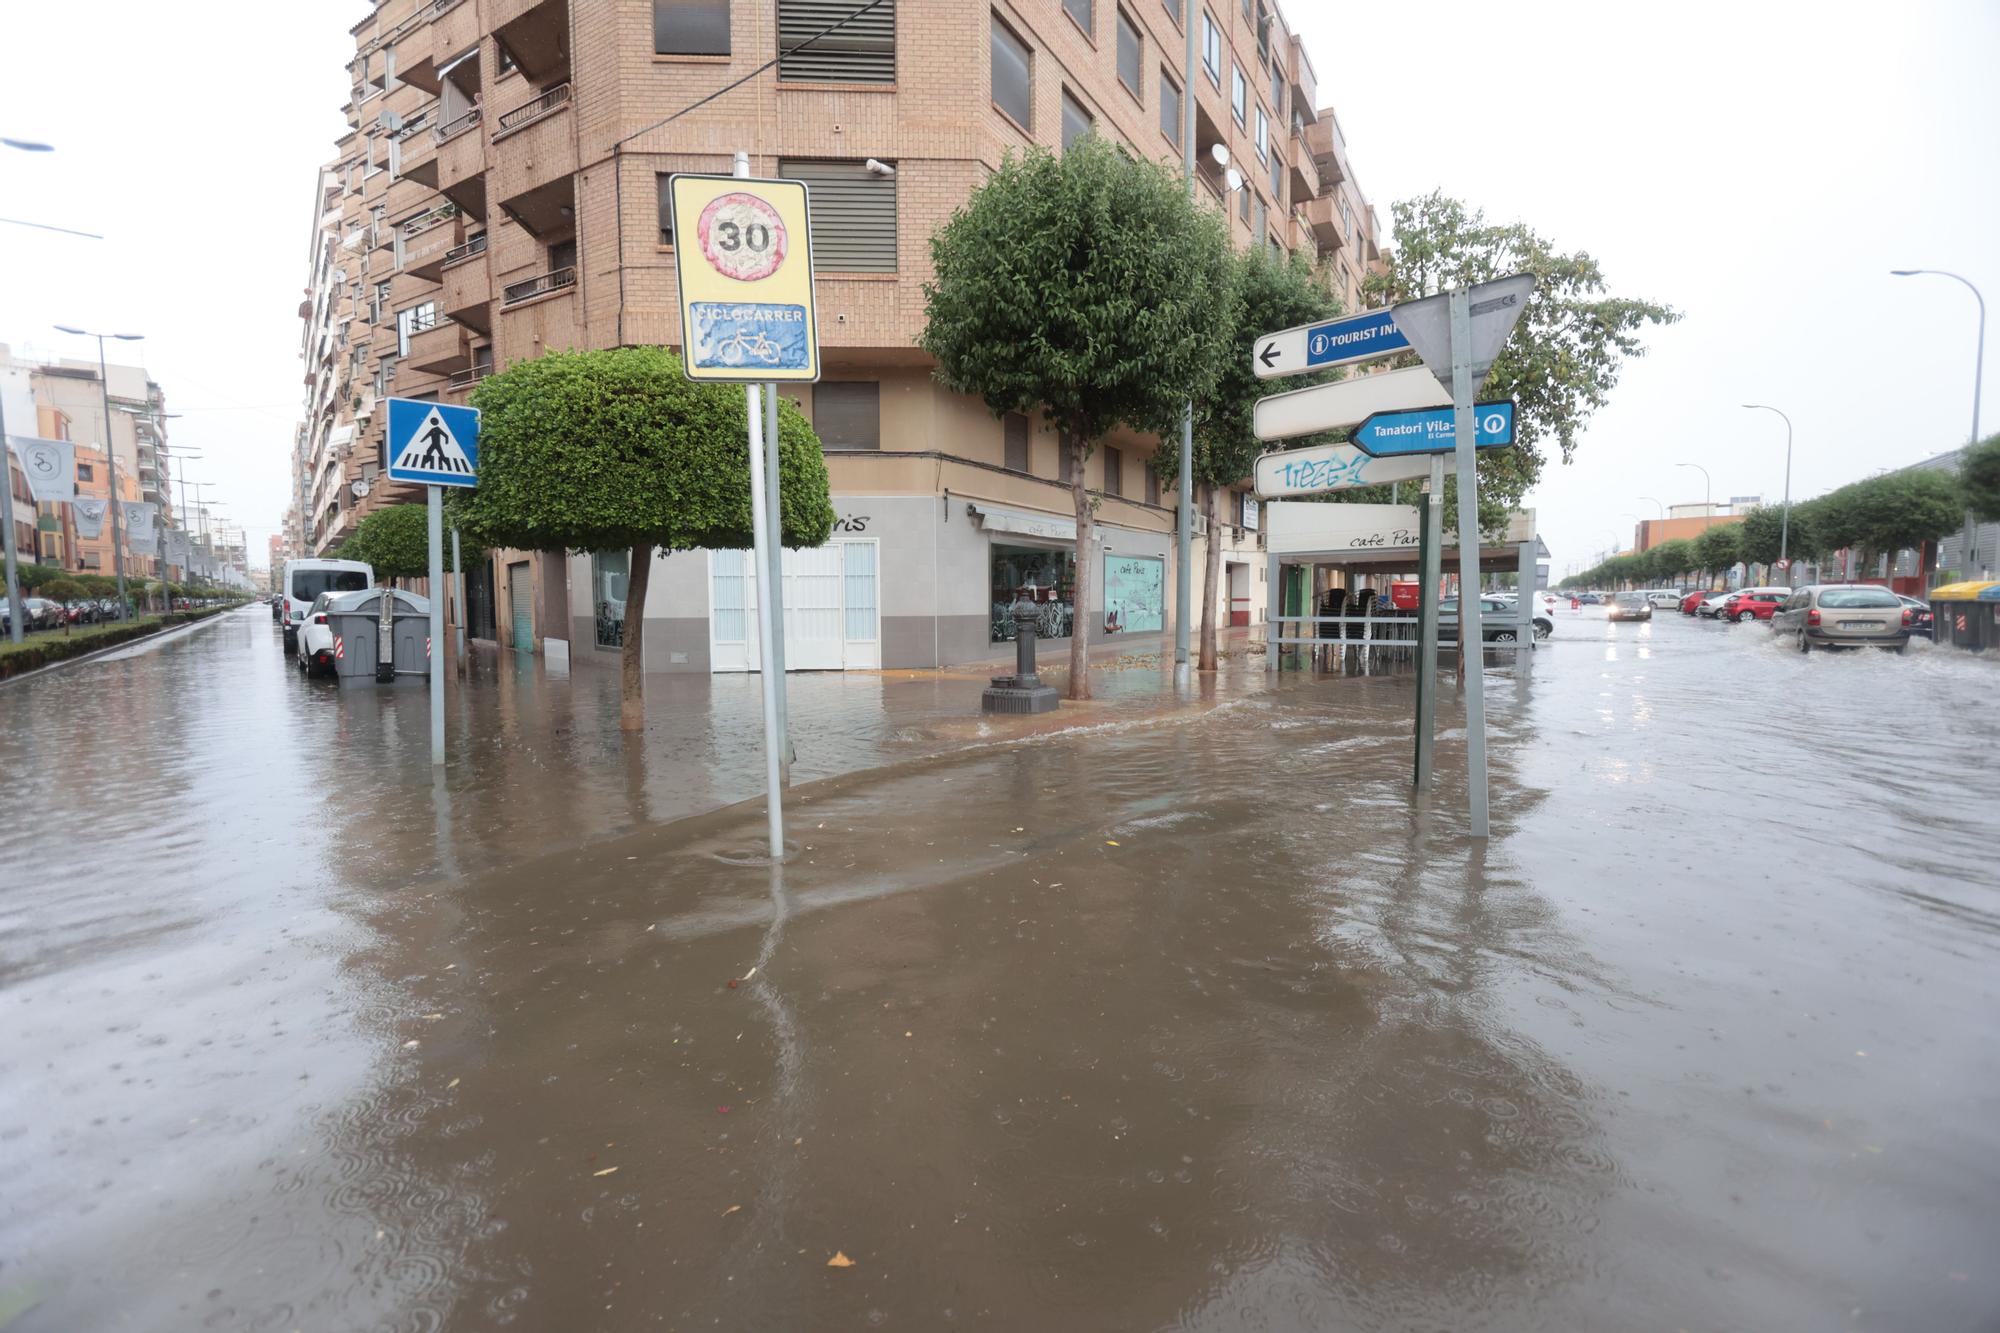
[387, 397, 480, 487]
[1253, 365, 1450, 442]
[1390, 273, 1536, 392]
[1254, 442, 1432, 498]
[1252, 308, 1409, 381]
[1352, 401, 1515, 457]
[668, 173, 821, 383]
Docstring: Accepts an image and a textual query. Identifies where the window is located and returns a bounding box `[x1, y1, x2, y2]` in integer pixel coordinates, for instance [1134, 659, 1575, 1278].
[778, 0, 895, 83]
[779, 159, 897, 272]
[992, 545, 1075, 642]
[1063, 0, 1092, 32]
[1201, 11, 1220, 84]
[814, 382, 880, 449]
[1255, 105, 1268, 162]
[1103, 446, 1123, 496]
[549, 237, 577, 273]
[991, 15, 1033, 129]
[373, 280, 392, 325]
[394, 301, 437, 357]
[1159, 69, 1182, 143]
[1238, 183, 1249, 222]
[1145, 464, 1159, 505]
[1061, 90, 1092, 151]
[656, 174, 674, 246]
[1272, 68, 1285, 112]
[655, 0, 730, 56]
[1003, 412, 1030, 472]
[496, 41, 518, 75]
[1270, 150, 1282, 202]
[1231, 66, 1246, 125]
[1115, 9, 1141, 97]
[76, 463, 93, 482]
[1162, 0, 1181, 21]
[592, 549, 629, 648]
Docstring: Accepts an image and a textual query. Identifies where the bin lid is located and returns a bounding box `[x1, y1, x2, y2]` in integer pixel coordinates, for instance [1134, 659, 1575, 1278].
[327, 588, 431, 615]
[1927, 579, 2000, 602]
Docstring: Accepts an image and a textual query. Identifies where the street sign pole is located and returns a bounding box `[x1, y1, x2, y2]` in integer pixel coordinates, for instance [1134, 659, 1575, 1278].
[427, 484, 444, 766]
[746, 383, 785, 858]
[1415, 452, 1445, 790]
[1449, 288, 1489, 838]
[451, 525, 465, 668]
[763, 380, 791, 785]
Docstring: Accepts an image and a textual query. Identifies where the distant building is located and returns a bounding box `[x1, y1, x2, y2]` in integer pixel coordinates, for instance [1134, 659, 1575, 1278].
[1634, 513, 1744, 553]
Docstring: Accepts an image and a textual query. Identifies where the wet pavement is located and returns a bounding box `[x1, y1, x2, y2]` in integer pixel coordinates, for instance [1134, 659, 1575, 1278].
[2, 607, 1996, 1331]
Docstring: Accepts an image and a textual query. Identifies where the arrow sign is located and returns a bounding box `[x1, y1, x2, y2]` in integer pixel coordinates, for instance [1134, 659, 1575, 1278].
[1253, 365, 1450, 442]
[1352, 401, 1515, 457]
[1254, 442, 1433, 497]
[1252, 307, 1410, 381]
[1389, 273, 1536, 393]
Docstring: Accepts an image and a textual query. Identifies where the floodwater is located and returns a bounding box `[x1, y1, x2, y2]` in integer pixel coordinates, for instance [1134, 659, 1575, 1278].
[1, 607, 1995, 1331]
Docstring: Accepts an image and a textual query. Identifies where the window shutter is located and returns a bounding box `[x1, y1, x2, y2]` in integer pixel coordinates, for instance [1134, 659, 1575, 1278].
[780, 159, 897, 273]
[813, 382, 881, 449]
[779, 0, 896, 84]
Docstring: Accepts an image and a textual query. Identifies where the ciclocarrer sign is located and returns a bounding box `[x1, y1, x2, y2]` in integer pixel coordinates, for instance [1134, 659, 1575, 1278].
[1352, 401, 1515, 457]
[386, 398, 480, 487]
[1252, 308, 1410, 381]
[668, 173, 821, 383]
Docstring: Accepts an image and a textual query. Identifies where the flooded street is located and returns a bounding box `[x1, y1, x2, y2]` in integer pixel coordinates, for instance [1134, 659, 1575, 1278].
[3, 608, 1996, 1331]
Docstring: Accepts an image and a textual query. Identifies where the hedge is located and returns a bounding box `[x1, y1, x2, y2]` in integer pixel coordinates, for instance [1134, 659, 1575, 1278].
[0, 605, 240, 680]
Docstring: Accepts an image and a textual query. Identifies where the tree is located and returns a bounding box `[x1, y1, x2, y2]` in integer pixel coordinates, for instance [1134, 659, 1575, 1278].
[1649, 539, 1696, 584]
[16, 562, 61, 594]
[1844, 469, 1961, 577]
[1694, 524, 1740, 579]
[1160, 249, 1338, 671]
[342, 503, 432, 583]
[1958, 433, 2000, 523]
[451, 347, 835, 731]
[1365, 193, 1678, 518]
[921, 137, 1234, 699]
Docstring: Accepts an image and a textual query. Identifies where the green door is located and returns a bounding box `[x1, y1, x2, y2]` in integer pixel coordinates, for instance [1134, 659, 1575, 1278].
[508, 560, 533, 653]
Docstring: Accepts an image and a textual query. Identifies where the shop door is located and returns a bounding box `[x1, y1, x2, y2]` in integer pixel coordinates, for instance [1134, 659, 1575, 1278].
[782, 545, 845, 670]
[507, 560, 533, 653]
[465, 559, 498, 640]
[708, 541, 878, 672]
[1228, 563, 1251, 627]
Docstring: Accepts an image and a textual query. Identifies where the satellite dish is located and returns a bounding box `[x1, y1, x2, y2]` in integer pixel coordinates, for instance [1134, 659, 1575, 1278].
[1209, 143, 1231, 169]
[1224, 166, 1244, 194]
[350, 478, 371, 500]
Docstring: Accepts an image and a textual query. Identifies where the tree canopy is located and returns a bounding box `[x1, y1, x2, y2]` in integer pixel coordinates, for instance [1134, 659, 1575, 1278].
[1957, 433, 2000, 523]
[340, 503, 432, 582]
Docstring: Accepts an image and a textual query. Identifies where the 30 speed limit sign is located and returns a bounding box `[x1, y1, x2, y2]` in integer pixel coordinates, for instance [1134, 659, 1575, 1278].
[668, 173, 821, 383]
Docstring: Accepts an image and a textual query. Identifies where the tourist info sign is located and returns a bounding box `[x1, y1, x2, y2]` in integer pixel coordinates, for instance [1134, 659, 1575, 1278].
[667, 173, 822, 383]
[1252, 307, 1410, 380]
[386, 398, 480, 487]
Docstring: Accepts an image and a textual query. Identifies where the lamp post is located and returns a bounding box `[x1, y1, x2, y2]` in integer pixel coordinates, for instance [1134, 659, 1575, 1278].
[54, 326, 144, 616]
[1676, 462, 1712, 531]
[1174, 10, 1197, 687]
[3, 138, 58, 641]
[1741, 403, 1794, 585]
[1891, 268, 1986, 576]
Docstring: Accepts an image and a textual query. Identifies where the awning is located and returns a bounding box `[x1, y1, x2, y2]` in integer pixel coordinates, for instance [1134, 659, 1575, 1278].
[969, 503, 1077, 543]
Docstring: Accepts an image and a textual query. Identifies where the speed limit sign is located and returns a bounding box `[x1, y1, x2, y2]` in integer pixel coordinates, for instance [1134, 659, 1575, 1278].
[668, 173, 821, 383]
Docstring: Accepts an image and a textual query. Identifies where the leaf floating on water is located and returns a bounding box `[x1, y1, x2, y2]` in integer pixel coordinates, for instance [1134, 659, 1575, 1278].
[402, 1040, 421, 1050]
[826, 1251, 855, 1268]
[1105, 840, 1120, 847]
[741, 967, 757, 982]
[722, 1204, 742, 1218]
[446, 1078, 460, 1090]
[594, 1167, 619, 1177]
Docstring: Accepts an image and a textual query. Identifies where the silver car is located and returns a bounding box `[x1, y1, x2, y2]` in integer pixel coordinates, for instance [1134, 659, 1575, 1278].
[1770, 584, 1911, 653]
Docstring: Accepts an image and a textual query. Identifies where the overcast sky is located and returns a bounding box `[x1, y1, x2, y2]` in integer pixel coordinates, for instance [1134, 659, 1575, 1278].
[4, 2, 1995, 576]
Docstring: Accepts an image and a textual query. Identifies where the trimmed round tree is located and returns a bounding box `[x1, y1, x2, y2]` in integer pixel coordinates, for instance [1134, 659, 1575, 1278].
[921, 137, 1234, 699]
[450, 346, 833, 731]
[341, 502, 432, 583]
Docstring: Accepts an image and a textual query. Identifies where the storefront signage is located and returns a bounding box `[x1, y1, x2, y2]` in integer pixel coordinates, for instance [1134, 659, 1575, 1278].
[970, 504, 1077, 542]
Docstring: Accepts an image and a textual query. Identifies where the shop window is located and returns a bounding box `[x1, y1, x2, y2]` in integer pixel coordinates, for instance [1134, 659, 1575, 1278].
[1103, 553, 1164, 634]
[991, 15, 1033, 130]
[592, 549, 629, 648]
[1003, 412, 1031, 472]
[655, 0, 730, 56]
[814, 381, 880, 449]
[991, 544, 1075, 642]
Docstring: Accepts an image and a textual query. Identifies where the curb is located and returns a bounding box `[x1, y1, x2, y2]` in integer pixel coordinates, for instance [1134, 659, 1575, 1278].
[0, 608, 247, 687]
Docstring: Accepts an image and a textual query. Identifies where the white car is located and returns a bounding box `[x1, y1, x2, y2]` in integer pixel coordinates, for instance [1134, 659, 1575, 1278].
[294, 591, 346, 676]
[1695, 592, 1735, 618]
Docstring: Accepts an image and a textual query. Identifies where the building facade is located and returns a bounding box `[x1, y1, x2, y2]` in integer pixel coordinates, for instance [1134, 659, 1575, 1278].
[293, 0, 1386, 671]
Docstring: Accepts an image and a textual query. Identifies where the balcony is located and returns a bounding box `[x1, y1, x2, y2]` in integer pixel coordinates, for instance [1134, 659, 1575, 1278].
[406, 321, 471, 374]
[442, 242, 492, 333]
[393, 106, 439, 186]
[495, 81, 570, 138]
[395, 203, 462, 279]
[1287, 36, 1317, 123]
[493, 0, 570, 83]
[501, 266, 575, 308]
[1288, 138, 1319, 204]
[435, 107, 487, 220]
[1304, 115, 1347, 188]
[384, 172, 436, 221]
[1301, 196, 1343, 250]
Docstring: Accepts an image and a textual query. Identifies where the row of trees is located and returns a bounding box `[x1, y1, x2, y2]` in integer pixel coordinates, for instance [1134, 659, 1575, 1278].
[923, 142, 1676, 694]
[1563, 439, 1999, 590]
[9, 563, 220, 622]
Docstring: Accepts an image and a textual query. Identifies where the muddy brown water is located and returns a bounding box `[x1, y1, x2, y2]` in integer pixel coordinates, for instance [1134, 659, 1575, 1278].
[1, 608, 1995, 1331]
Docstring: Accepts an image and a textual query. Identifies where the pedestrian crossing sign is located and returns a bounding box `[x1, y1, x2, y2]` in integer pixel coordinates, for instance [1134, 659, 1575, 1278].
[386, 398, 480, 487]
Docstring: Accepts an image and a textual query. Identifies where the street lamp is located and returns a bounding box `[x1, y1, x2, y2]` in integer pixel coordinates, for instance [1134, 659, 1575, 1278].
[54, 326, 144, 616]
[1741, 404, 1794, 584]
[1891, 268, 1986, 574]
[1676, 462, 1712, 530]
[1639, 496, 1665, 517]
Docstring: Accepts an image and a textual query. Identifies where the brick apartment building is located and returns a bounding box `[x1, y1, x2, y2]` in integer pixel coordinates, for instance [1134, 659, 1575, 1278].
[291, 0, 1386, 671]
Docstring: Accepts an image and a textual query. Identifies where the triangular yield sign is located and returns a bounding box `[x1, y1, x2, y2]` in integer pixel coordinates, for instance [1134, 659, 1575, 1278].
[394, 408, 475, 475]
[1389, 273, 1537, 394]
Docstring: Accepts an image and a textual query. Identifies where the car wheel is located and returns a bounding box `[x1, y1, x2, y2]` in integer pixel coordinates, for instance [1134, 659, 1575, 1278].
[1533, 621, 1552, 640]
[1491, 629, 1517, 643]
[1797, 632, 1811, 654]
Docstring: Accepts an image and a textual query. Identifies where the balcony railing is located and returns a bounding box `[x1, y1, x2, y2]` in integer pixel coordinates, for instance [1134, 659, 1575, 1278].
[441, 233, 488, 268]
[448, 364, 491, 390]
[394, 106, 437, 141]
[435, 104, 481, 143]
[502, 266, 575, 306]
[399, 202, 457, 238]
[497, 82, 571, 135]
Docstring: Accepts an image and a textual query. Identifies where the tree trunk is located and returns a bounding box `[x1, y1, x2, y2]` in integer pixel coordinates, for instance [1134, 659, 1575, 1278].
[1198, 484, 1222, 672]
[1065, 429, 1092, 701]
[619, 542, 652, 732]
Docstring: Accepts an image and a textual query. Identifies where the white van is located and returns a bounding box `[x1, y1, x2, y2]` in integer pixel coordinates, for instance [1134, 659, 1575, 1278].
[280, 558, 371, 650]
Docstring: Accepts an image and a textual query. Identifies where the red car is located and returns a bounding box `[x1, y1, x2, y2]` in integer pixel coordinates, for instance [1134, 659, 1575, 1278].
[1678, 590, 1711, 616]
[1721, 591, 1786, 623]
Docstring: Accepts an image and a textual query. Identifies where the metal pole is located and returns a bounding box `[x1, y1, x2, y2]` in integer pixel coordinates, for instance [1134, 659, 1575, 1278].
[1449, 288, 1489, 838]
[1, 395, 23, 643]
[1743, 405, 1794, 584]
[1414, 454, 1443, 790]
[451, 525, 465, 665]
[428, 485, 444, 765]
[1174, 0, 1197, 687]
[763, 381, 791, 785]
[746, 383, 785, 858]
[92, 338, 131, 617]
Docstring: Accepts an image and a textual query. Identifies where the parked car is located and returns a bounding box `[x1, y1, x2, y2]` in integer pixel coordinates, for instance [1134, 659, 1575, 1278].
[1678, 590, 1711, 616]
[1695, 592, 1736, 618]
[1897, 595, 1935, 640]
[1577, 593, 1602, 606]
[23, 597, 66, 631]
[1644, 589, 1684, 610]
[1721, 590, 1788, 623]
[294, 591, 345, 676]
[1606, 592, 1653, 622]
[1439, 596, 1554, 641]
[1770, 584, 1911, 652]
[280, 557, 371, 653]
